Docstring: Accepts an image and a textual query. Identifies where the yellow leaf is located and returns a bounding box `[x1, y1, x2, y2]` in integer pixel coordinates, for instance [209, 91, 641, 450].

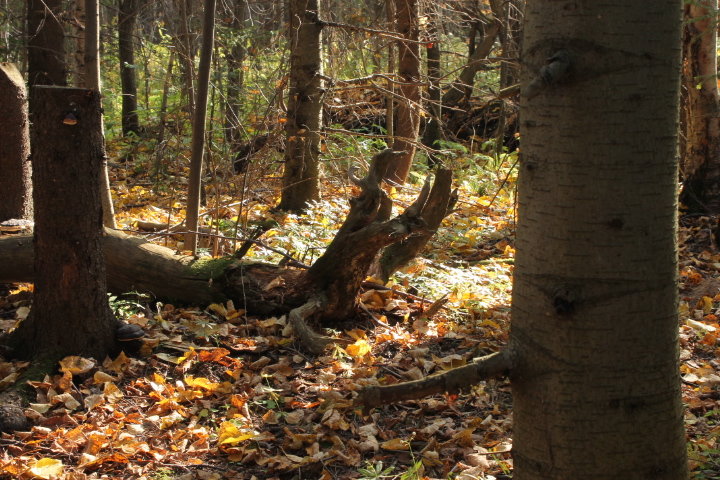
[103, 382, 124, 403]
[381, 438, 411, 451]
[217, 421, 258, 446]
[59, 356, 95, 375]
[208, 303, 227, 317]
[346, 339, 371, 358]
[29, 458, 64, 479]
[702, 296, 714, 314]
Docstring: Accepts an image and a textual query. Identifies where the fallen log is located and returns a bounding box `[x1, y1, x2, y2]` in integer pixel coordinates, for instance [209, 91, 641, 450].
[0, 149, 456, 352]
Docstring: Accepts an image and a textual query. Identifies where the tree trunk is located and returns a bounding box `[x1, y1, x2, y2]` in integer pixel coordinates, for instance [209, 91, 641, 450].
[184, 0, 216, 254]
[498, 0, 523, 89]
[7, 86, 118, 362]
[0, 63, 32, 222]
[384, 0, 395, 148]
[86, 0, 117, 230]
[27, 0, 66, 87]
[278, 0, 324, 212]
[421, 7, 442, 166]
[119, 0, 140, 136]
[679, 0, 720, 213]
[512, 1, 686, 478]
[72, 0, 86, 86]
[384, 0, 419, 185]
[176, 0, 196, 116]
[224, 0, 247, 149]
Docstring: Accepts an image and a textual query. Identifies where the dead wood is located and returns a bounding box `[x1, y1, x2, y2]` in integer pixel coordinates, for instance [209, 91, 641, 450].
[373, 168, 457, 282]
[355, 350, 512, 409]
[0, 150, 455, 353]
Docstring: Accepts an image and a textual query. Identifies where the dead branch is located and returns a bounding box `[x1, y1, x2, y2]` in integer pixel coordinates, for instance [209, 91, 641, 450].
[355, 350, 512, 409]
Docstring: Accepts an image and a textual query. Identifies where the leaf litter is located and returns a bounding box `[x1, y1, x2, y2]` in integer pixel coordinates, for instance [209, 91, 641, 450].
[0, 153, 716, 479]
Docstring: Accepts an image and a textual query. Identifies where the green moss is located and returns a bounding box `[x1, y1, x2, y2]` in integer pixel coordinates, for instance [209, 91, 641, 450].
[187, 256, 236, 280]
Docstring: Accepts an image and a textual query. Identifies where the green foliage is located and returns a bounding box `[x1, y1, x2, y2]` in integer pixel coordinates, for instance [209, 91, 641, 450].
[108, 292, 150, 319]
[358, 461, 396, 480]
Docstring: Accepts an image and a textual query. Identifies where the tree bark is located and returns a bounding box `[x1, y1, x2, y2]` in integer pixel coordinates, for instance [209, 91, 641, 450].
[7, 86, 118, 362]
[384, 0, 420, 185]
[0, 63, 32, 222]
[421, 7, 442, 166]
[176, 0, 196, 116]
[679, 0, 720, 213]
[184, 0, 216, 254]
[119, 0, 140, 136]
[384, 0, 395, 148]
[86, 0, 117, 230]
[224, 0, 247, 149]
[71, 0, 86, 87]
[278, 0, 324, 212]
[498, 0, 523, 89]
[27, 0, 66, 87]
[512, 1, 686, 478]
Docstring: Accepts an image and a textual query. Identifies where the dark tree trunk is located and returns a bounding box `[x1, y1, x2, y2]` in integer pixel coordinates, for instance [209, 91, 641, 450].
[224, 0, 248, 149]
[498, 0, 523, 89]
[421, 9, 442, 166]
[384, 0, 420, 185]
[119, 0, 140, 136]
[278, 0, 324, 212]
[0, 63, 32, 222]
[7, 86, 118, 361]
[176, 0, 196, 116]
[27, 0, 67, 87]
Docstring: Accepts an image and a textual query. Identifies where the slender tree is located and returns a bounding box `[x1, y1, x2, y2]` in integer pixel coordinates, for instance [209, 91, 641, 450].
[71, 0, 86, 86]
[119, 0, 141, 136]
[224, 0, 248, 150]
[85, 0, 117, 229]
[384, 0, 420, 185]
[278, 0, 324, 212]
[421, 4, 442, 166]
[185, 0, 216, 254]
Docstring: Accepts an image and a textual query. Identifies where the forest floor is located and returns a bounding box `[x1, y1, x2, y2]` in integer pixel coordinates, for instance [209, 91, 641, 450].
[0, 145, 719, 479]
